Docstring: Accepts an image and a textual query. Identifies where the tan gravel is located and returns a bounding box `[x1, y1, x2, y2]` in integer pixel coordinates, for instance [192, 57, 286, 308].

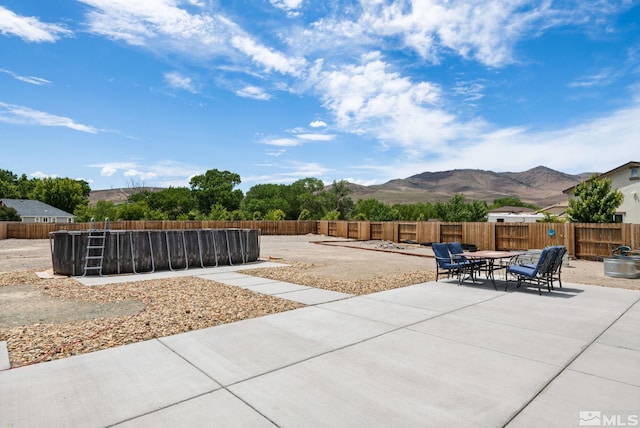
[1, 235, 638, 369]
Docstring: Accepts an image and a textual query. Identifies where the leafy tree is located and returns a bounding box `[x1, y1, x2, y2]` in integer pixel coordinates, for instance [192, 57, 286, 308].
[117, 202, 154, 220]
[490, 197, 538, 211]
[434, 194, 488, 222]
[0, 205, 20, 221]
[393, 202, 436, 221]
[321, 180, 354, 219]
[0, 170, 35, 199]
[73, 200, 119, 222]
[354, 198, 400, 221]
[566, 174, 624, 223]
[208, 203, 230, 220]
[537, 211, 566, 223]
[322, 210, 341, 220]
[264, 209, 286, 220]
[30, 177, 91, 214]
[146, 187, 195, 220]
[190, 169, 243, 214]
[289, 177, 325, 219]
[241, 184, 290, 218]
[298, 208, 313, 220]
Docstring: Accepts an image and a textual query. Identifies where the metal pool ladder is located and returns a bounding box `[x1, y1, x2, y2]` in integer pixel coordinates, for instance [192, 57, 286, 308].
[82, 218, 109, 276]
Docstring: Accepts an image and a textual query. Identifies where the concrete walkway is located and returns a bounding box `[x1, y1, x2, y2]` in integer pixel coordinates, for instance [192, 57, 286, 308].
[1, 266, 639, 427]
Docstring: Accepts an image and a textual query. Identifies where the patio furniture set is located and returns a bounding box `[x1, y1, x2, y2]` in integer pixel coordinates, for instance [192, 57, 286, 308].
[432, 242, 568, 295]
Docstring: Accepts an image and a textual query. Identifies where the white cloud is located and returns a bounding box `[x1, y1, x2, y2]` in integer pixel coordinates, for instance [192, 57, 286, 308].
[295, 133, 335, 141]
[269, 0, 304, 17]
[30, 171, 58, 179]
[164, 71, 196, 92]
[231, 35, 306, 76]
[309, 120, 327, 128]
[0, 68, 51, 85]
[236, 85, 272, 100]
[0, 102, 99, 133]
[0, 5, 72, 42]
[89, 160, 202, 187]
[313, 54, 480, 156]
[263, 137, 302, 147]
[79, 0, 240, 55]
[244, 161, 331, 185]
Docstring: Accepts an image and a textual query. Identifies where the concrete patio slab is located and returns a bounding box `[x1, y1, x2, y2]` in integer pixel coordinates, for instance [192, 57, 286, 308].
[229, 328, 560, 427]
[0, 340, 220, 428]
[211, 275, 280, 287]
[113, 389, 276, 427]
[506, 370, 640, 428]
[159, 306, 395, 386]
[409, 313, 588, 366]
[269, 287, 352, 304]
[567, 342, 640, 387]
[242, 281, 311, 295]
[596, 301, 640, 350]
[76, 260, 284, 286]
[365, 281, 502, 312]
[0, 341, 9, 371]
[450, 284, 640, 341]
[317, 295, 442, 326]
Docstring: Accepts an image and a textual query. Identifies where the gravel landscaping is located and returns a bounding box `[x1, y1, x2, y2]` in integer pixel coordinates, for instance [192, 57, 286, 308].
[1, 235, 637, 369]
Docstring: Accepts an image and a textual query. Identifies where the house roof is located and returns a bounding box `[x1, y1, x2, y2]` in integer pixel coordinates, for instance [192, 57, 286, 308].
[0, 199, 74, 217]
[563, 161, 640, 194]
[488, 206, 537, 214]
[537, 202, 568, 216]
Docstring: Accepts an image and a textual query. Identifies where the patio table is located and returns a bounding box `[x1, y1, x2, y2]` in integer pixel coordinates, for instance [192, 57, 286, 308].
[454, 250, 524, 290]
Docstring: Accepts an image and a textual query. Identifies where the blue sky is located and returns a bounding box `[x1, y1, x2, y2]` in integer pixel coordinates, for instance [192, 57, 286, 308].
[1, 1, 639, 192]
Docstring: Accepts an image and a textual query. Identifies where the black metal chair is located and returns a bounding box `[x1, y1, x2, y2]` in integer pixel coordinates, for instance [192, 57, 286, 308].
[433, 243, 473, 284]
[506, 246, 558, 295]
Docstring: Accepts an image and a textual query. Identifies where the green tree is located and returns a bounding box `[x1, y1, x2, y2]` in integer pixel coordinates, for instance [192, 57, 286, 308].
[190, 169, 243, 214]
[241, 184, 290, 219]
[146, 187, 195, 220]
[566, 174, 624, 223]
[117, 202, 154, 220]
[321, 180, 354, 219]
[490, 197, 538, 211]
[354, 198, 400, 221]
[0, 205, 21, 221]
[264, 209, 286, 220]
[434, 194, 488, 222]
[30, 177, 91, 214]
[74, 200, 119, 222]
[289, 177, 325, 219]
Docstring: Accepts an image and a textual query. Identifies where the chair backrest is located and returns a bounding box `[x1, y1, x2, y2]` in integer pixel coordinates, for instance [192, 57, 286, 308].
[537, 247, 558, 276]
[551, 246, 567, 273]
[529, 246, 553, 276]
[432, 243, 452, 266]
[447, 242, 464, 256]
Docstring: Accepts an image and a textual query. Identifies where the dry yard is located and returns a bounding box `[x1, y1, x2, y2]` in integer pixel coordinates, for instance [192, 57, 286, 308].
[1, 235, 638, 368]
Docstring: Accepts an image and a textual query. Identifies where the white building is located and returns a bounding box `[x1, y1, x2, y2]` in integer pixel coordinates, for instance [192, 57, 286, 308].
[0, 199, 75, 223]
[563, 161, 640, 224]
[487, 206, 544, 223]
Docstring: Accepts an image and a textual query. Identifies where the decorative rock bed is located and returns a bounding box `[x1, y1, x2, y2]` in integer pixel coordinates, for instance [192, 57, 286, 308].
[49, 228, 261, 276]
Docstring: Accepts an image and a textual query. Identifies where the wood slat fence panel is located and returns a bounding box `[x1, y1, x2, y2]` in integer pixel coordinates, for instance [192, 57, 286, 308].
[3, 220, 639, 259]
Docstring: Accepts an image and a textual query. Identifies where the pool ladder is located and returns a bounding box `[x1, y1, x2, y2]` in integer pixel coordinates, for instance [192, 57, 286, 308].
[82, 218, 109, 276]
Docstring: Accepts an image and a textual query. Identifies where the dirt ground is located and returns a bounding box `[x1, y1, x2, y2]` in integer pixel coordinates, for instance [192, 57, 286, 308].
[1, 235, 639, 367]
[1, 235, 639, 330]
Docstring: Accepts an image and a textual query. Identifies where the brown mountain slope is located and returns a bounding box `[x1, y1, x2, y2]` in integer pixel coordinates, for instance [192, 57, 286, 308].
[346, 166, 594, 207]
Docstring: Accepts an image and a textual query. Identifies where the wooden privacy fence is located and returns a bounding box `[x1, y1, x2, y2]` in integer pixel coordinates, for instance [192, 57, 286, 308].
[2, 220, 639, 260]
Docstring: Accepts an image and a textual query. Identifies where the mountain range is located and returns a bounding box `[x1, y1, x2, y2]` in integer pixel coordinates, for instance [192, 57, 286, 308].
[342, 166, 594, 207]
[90, 166, 594, 208]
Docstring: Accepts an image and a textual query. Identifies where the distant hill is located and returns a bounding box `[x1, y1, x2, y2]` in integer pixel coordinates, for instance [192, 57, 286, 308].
[89, 166, 593, 208]
[88, 187, 163, 205]
[342, 166, 594, 207]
